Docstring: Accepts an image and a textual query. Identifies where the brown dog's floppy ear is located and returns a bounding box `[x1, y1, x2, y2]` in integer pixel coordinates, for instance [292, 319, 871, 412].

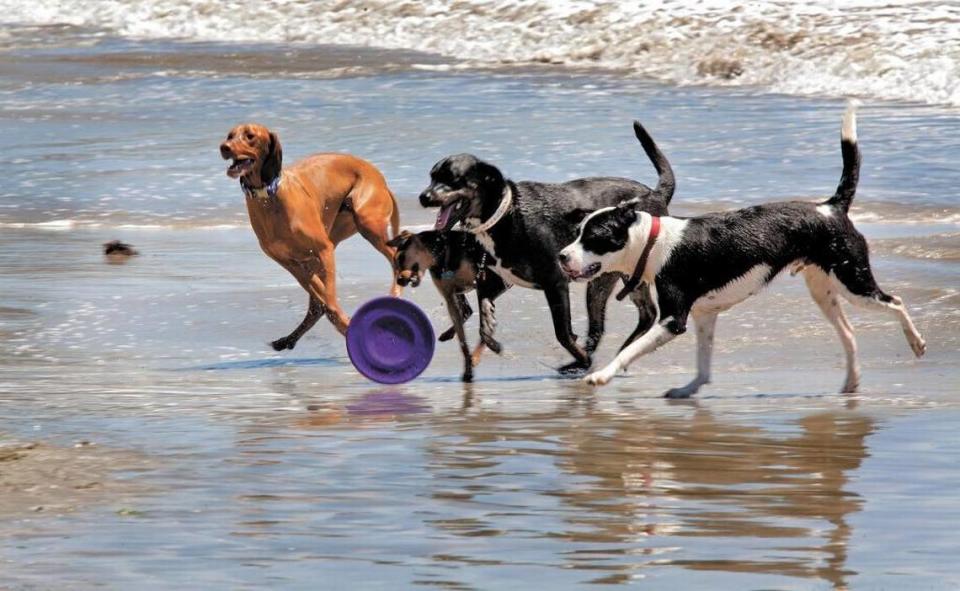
[386, 230, 414, 249]
[261, 131, 283, 184]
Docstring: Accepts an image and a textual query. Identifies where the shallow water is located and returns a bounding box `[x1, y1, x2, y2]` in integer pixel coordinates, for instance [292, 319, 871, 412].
[1, 31, 959, 590]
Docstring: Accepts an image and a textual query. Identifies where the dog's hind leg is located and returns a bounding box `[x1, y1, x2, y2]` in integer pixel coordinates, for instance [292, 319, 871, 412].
[584, 273, 619, 355]
[830, 261, 926, 359]
[353, 198, 404, 297]
[271, 295, 326, 351]
[475, 277, 508, 357]
[804, 267, 861, 393]
[663, 309, 717, 399]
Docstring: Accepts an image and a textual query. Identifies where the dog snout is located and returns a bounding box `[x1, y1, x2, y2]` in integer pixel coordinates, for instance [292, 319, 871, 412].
[419, 183, 451, 207]
[557, 252, 569, 264]
[219, 143, 232, 159]
[419, 189, 436, 207]
[396, 269, 417, 287]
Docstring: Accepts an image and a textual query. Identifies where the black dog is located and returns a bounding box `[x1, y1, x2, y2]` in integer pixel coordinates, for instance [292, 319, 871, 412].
[559, 105, 926, 395]
[387, 229, 508, 382]
[420, 122, 674, 372]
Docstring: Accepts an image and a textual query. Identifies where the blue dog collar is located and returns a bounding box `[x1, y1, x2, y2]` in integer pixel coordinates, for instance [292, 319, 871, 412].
[243, 175, 281, 200]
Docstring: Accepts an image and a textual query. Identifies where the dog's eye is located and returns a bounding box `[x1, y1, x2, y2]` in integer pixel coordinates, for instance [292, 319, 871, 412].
[227, 132, 234, 140]
[245, 132, 254, 141]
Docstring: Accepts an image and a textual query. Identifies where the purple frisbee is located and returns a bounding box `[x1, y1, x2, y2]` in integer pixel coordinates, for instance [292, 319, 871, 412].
[346, 297, 436, 384]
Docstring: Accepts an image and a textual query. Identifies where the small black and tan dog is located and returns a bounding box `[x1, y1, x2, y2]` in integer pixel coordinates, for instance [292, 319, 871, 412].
[559, 105, 926, 395]
[388, 229, 508, 382]
[419, 121, 675, 374]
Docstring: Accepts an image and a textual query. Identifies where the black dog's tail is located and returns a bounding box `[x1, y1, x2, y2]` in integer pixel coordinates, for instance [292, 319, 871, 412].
[633, 120, 676, 204]
[824, 102, 861, 215]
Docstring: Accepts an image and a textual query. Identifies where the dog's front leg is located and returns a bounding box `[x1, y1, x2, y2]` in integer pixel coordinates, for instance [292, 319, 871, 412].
[271, 261, 327, 350]
[271, 295, 325, 351]
[663, 310, 717, 398]
[441, 290, 474, 382]
[584, 273, 619, 354]
[619, 283, 659, 351]
[586, 288, 687, 387]
[545, 283, 590, 373]
[438, 292, 473, 342]
[585, 319, 681, 386]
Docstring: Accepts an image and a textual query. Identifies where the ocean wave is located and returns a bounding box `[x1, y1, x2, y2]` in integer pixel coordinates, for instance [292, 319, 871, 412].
[873, 233, 960, 261]
[1, 1, 958, 107]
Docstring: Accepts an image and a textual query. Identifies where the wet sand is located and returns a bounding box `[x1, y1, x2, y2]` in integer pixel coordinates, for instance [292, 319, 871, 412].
[1, 220, 957, 589]
[0, 438, 149, 519]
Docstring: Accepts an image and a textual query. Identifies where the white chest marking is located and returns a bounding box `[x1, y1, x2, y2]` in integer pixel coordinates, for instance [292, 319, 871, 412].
[473, 231, 536, 289]
[692, 264, 772, 313]
[816, 204, 834, 218]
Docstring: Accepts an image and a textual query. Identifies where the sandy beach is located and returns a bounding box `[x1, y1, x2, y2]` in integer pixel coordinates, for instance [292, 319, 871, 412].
[1, 8, 959, 590]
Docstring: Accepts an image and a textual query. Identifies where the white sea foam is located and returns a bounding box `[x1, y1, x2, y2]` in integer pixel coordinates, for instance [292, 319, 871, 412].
[1, 0, 958, 107]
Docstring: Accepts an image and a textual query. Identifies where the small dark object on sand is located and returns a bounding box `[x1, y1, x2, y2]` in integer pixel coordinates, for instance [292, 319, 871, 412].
[103, 240, 139, 259]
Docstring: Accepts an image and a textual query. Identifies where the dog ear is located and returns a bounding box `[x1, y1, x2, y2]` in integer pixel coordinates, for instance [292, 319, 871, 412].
[261, 131, 283, 184]
[564, 207, 594, 227]
[386, 230, 414, 249]
[476, 161, 504, 188]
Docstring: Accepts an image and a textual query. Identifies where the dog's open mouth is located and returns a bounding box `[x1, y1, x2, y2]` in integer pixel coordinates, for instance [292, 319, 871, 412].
[434, 199, 468, 231]
[396, 268, 422, 288]
[227, 157, 255, 178]
[567, 262, 601, 280]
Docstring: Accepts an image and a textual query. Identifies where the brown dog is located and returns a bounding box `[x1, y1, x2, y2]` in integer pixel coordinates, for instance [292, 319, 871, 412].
[220, 123, 401, 349]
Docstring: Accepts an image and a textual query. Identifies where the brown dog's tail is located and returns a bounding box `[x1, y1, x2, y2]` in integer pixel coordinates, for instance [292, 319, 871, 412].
[633, 120, 675, 204]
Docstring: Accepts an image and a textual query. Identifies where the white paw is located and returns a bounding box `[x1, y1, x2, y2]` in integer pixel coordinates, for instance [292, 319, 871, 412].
[909, 334, 927, 358]
[583, 368, 615, 386]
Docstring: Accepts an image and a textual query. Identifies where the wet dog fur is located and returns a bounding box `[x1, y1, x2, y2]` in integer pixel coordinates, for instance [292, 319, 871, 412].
[560, 105, 926, 395]
[388, 229, 508, 382]
[419, 121, 675, 373]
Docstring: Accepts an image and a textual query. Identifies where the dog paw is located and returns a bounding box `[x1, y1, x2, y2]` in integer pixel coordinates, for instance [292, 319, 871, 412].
[583, 336, 601, 355]
[558, 360, 590, 376]
[270, 337, 296, 351]
[438, 327, 456, 342]
[909, 334, 927, 358]
[583, 369, 614, 386]
[840, 381, 859, 394]
[482, 337, 503, 355]
[663, 387, 694, 399]
[462, 369, 474, 383]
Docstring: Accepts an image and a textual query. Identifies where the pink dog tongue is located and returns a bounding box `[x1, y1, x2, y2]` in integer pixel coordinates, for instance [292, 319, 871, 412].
[435, 204, 454, 230]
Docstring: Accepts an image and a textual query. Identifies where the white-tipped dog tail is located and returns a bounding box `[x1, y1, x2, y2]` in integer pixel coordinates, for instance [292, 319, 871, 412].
[826, 100, 861, 215]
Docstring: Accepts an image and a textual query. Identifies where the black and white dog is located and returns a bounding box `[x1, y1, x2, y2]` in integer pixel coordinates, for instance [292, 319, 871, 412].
[559, 105, 926, 395]
[420, 122, 674, 372]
